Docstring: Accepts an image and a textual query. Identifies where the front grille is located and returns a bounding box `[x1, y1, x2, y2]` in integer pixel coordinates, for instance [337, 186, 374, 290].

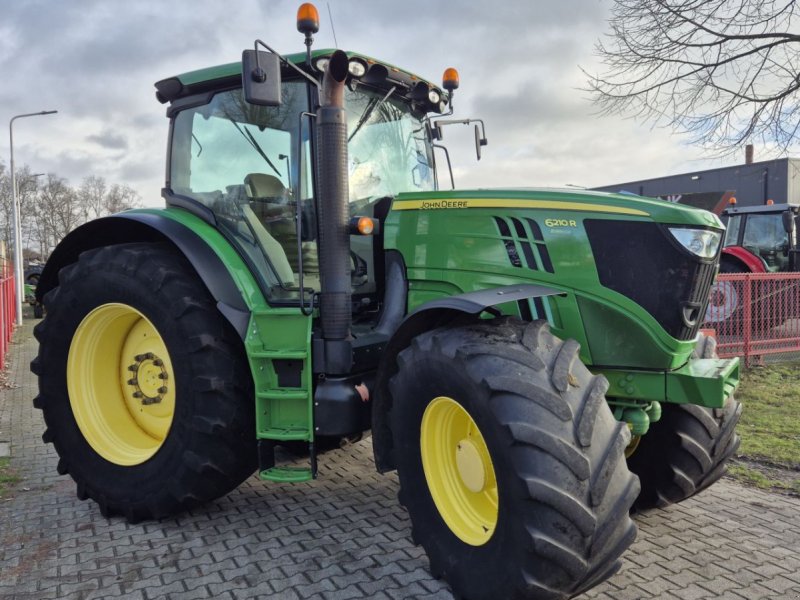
[584, 220, 719, 340]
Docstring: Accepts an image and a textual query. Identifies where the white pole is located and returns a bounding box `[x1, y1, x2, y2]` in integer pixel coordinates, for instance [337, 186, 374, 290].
[9, 110, 57, 325]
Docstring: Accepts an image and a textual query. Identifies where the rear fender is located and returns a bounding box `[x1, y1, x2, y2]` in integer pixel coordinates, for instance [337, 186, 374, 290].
[37, 211, 252, 339]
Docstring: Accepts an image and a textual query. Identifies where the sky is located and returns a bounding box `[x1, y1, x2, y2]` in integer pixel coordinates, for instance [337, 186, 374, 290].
[0, 0, 778, 206]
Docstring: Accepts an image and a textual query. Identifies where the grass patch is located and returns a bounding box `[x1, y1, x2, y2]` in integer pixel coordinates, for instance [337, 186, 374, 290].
[0, 457, 21, 500]
[728, 463, 800, 494]
[727, 361, 800, 493]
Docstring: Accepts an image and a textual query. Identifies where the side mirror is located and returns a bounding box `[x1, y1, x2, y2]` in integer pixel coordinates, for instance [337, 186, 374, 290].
[782, 210, 796, 235]
[474, 124, 487, 161]
[242, 50, 282, 106]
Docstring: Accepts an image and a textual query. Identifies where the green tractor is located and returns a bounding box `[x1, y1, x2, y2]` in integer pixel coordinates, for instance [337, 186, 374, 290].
[31, 5, 740, 599]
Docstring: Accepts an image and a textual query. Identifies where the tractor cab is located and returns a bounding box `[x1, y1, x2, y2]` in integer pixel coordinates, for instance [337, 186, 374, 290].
[720, 201, 800, 272]
[161, 51, 441, 313]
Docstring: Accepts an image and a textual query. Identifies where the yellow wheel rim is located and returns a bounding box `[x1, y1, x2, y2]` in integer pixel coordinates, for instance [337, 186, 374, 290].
[420, 396, 498, 546]
[625, 434, 642, 458]
[67, 303, 176, 466]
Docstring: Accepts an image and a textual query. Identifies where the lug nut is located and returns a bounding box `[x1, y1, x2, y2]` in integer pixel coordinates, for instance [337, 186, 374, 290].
[127, 378, 137, 385]
[153, 358, 163, 367]
[132, 391, 143, 398]
[158, 373, 168, 380]
[128, 364, 138, 372]
[134, 354, 147, 362]
[158, 386, 168, 394]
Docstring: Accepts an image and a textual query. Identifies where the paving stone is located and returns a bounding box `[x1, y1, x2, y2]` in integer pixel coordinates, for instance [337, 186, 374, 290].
[2, 317, 800, 599]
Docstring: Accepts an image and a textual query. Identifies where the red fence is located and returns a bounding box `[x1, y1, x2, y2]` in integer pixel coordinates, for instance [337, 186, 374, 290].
[0, 260, 15, 369]
[702, 272, 800, 366]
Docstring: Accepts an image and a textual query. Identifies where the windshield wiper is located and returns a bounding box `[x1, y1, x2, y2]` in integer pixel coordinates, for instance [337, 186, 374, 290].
[348, 86, 396, 142]
[228, 119, 282, 178]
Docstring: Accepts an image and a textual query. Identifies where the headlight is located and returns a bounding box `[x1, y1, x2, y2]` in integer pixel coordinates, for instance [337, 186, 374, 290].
[348, 59, 366, 77]
[428, 89, 441, 104]
[668, 228, 722, 258]
[314, 57, 330, 72]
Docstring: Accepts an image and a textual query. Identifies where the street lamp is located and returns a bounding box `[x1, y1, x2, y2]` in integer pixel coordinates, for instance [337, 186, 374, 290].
[9, 110, 57, 325]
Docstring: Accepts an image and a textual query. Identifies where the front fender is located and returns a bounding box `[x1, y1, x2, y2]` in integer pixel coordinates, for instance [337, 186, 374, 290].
[37, 209, 254, 339]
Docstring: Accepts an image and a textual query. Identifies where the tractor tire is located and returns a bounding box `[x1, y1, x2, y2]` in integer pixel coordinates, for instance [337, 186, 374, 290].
[627, 333, 741, 511]
[31, 243, 256, 522]
[390, 317, 639, 600]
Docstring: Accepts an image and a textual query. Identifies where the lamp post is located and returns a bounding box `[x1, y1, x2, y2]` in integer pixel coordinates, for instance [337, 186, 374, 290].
[9, 110, 57, 325]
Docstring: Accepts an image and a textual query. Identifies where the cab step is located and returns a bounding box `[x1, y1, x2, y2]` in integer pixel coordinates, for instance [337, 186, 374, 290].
[259, 466, 313, 483]
[257, 439, 318, 483]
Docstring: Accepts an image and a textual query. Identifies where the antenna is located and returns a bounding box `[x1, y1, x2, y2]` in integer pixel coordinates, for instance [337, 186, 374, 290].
[327, 2, 339, 48]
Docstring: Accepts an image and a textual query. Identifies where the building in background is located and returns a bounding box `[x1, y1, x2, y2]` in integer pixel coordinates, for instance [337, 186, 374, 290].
[594, 148, 800, 214]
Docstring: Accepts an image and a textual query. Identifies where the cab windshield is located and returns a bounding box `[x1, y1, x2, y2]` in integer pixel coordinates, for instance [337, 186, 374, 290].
[345, 87, 435, 209]
[168, 80, 435, 301]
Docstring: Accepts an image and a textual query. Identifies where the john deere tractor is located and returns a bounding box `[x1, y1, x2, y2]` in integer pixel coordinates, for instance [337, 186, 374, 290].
[31, 5, 740, 599]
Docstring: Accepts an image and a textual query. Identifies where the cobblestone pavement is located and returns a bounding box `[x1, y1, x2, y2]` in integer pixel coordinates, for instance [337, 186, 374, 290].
[1, 318, 800, 600]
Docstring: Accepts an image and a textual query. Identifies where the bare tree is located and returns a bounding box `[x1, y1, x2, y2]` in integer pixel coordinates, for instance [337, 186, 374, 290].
[35, 175, 80, 257]
[102, 183, 140, 214]
[78, 176, 140, 220]
[0, 163, 43, 258]
[78, 175, 108, 221]
[586, 0, 800, 153]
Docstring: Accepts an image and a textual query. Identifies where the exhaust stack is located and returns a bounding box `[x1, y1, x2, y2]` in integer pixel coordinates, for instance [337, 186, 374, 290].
[315, 50, 351, 369]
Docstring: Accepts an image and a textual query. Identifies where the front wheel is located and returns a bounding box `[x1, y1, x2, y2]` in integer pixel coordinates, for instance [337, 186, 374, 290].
[32, 243, 256, 522]
[390, 318, 639, 600]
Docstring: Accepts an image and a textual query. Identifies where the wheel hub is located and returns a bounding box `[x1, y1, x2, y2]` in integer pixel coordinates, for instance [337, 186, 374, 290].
[126, 352, 169, 405]
[455, 439, 486, 493]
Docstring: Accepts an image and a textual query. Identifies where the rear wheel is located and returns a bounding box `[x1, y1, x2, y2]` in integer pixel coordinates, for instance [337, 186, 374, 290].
[627, 333, 741, 510]
[390, 318, 639, 599]
[31, 243, 256, 521]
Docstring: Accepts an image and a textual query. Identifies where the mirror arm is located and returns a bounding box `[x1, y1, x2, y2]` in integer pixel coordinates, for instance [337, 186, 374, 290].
[433, 118, 488, 141]
[253, 39, 320, 89]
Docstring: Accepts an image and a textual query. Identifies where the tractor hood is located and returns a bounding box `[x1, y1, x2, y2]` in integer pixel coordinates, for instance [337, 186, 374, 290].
[392, 188, 724, 229]
[385, 186, 725, 372]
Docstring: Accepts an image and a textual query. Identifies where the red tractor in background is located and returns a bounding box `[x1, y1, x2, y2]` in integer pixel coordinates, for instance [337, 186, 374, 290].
[705, 200, 800, 329]
[719, 200, 800, 274]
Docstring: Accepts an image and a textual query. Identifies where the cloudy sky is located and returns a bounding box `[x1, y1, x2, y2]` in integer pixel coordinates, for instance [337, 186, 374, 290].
[0, 1, 772, 206]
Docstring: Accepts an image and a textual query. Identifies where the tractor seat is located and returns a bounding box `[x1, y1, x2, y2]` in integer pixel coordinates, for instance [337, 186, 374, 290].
[245, 173, 288, 199]
[242, 173, 320, 290]
[241, 204, 295, 286]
